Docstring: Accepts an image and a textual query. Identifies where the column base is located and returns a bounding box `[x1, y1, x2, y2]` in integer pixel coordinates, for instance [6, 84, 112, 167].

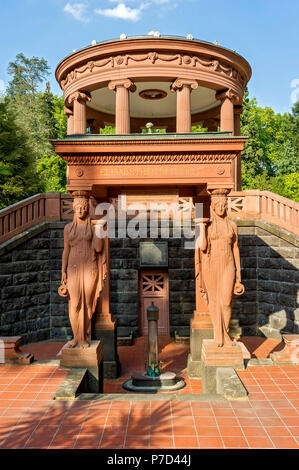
[270, 334, 299, 364]
[93, 317, 121, 379]
[201, 339, 244, 395]
[187, 312, 213, 378]
[60, 340, 103, 393]
[0, 336, 34, 365]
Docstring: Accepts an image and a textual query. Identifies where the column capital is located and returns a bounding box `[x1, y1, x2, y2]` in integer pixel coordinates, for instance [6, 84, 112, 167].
[68, 90, 91, 105]
[234, 105, 243, 115]
[69, 190, 91, 199]
[171, 78, 198, 92]
[64, 106, 73, 117]
[108, 78, 136, 92]
[216, 88, 241, 105]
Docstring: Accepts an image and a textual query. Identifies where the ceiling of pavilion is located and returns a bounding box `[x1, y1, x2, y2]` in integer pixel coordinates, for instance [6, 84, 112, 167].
[87, 82, 219, 119]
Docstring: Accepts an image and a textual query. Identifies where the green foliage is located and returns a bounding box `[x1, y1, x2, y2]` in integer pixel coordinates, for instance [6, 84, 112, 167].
[99, 125, 115, 134]
[191, 124, 208, 133]
[241, 89, 299, 201]
[0, 101, 39, 208]
[4, 54, 67, 197]
[7, 53, 50, 98]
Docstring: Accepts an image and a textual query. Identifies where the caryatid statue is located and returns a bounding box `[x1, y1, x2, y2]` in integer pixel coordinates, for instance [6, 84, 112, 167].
[58, 191, 107, 349]
[198, 189, 245, 347]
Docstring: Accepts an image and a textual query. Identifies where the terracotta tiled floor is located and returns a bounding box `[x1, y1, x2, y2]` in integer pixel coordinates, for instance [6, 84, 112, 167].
[0, 336, 298, 449]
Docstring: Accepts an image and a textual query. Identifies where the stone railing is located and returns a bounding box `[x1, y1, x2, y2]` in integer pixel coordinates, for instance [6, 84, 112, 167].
[0, 190, 298, 244]
[228, 190, 299, 236]
[0, 193, 73, 244]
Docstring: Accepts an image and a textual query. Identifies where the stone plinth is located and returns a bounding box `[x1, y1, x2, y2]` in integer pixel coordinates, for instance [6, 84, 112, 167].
[187, 311, 213, 378]
[60, 341, 103, 393]
[201, 339, 244, 395]
[0, 336, 34, 365]
[271, 335, 299, 364]
[123, 371, 185, 393]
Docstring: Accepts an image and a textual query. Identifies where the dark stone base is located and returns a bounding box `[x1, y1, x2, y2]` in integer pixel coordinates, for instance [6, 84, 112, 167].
[93, 328, 121, 379]
[123, 371, 185, 393]
[104, 359, 121, 379]
[187, 327, 213, 378]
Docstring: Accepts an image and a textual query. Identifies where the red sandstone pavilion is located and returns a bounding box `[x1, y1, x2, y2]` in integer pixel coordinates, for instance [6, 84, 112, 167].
[0, 34, 299, 402]
[52, 33, 252, 379]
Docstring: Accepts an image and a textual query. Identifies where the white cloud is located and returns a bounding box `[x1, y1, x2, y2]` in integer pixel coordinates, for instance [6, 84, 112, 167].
[0, 80, 5, 95]
[95, 2, 147, 21]
[64, 3, 89, 22]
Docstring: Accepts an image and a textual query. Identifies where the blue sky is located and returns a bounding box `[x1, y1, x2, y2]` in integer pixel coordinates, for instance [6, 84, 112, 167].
[0, 0, 298, 113]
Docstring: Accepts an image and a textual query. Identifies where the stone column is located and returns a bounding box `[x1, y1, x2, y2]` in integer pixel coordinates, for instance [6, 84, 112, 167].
[69, 91, 91, 134]
[187, 197, 214, 378]
[108, 79, 136, 134]
[216, 89, 239, 134]
[234, 106, 243, 190]
[92, 222, 121, 379]
[64, 107, 74, 135]
[171, 79, 198, 132]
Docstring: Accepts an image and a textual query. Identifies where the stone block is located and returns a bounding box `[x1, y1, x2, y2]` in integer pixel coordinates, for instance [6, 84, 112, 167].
[0, 336, 34, 364]
[59, 341, 104, 395]
[216, 367, 248, 400]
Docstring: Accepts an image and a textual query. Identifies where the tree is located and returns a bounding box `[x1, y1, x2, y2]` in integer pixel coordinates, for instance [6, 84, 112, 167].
[6, 55, 67, 194]
[240, 89, 299, 201]
[0, 101, 39, 208]
[7, 53, 50, 98]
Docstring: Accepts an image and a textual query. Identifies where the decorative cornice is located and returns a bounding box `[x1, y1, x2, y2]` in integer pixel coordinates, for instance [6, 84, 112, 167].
[108, 79, 136, 92]
[64, 153, 236, 165]
[171, 78, 198, 92]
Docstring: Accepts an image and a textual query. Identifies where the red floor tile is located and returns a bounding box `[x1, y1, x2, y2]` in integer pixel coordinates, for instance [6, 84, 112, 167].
[271, 436, 299, 448]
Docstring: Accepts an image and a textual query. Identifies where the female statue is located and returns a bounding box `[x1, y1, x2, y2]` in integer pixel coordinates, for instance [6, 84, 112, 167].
[58, 191, 106, 349]
[199, 189, 244, 347]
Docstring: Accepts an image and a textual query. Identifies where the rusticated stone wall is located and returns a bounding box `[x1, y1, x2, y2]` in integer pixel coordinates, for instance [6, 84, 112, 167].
[0, 219, 298, 343]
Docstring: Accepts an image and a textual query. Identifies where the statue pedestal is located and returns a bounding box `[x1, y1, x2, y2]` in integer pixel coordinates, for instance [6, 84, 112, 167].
[271, 334, 299, 364]
[201, 339, 244, 394]
[92, 314, 121, 379]
[60, 341, 103, 393]
[187, 311, 213, 378]
[0, 336, 34, 365]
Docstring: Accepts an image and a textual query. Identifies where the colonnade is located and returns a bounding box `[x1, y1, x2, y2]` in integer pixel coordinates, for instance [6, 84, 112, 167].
[65, 78, 242, 136]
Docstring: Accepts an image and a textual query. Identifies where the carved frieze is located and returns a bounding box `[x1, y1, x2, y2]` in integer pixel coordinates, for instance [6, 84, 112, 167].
[60, 51, 246, 92]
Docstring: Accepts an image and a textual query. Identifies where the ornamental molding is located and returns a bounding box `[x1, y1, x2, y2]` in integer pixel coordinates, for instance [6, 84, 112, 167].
[68, 90, 91, 105]
[216, 88, 240, 105]
[171, 78, 198, 92]
[64, 153, 236, 165]
[108, 79, 136, 92]
[60, 52, 246, 92]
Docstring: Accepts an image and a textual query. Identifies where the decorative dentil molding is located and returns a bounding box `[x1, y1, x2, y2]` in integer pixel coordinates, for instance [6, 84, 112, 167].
[64, 153, 236, 166]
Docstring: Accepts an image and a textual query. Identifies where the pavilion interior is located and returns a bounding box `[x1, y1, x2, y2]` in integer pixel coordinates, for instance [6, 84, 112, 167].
[86, 81, 221, 133]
